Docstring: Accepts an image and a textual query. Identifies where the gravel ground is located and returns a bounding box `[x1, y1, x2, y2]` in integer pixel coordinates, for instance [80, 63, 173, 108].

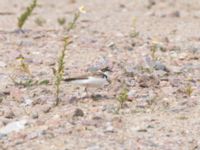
[0, 0, 200, 149]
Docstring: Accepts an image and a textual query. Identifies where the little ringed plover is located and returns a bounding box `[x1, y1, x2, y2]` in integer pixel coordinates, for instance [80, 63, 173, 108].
[63, 72, 111, 87]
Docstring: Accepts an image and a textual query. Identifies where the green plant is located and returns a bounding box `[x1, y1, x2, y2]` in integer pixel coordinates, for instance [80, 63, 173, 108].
[185, 84, 193, 97]
[10, 75, 50, 87]
[177, 115, 188, 120]
[18, 0, 37, 29]
[67, 12, 80, 31]
[66, 6, 86, 31]
[53, 37, 70, 105]
[39, 79, 49, 85]
[35, 17, 46, 26]
[52, 7, 85, 105]
[57, 17, 66, 26]
[130, 17, 139, 38]
[150, 42, 158, 61]
[16, 54, 31, 75]
[117, 88, 128, 109]
[150, 39, 167, 60]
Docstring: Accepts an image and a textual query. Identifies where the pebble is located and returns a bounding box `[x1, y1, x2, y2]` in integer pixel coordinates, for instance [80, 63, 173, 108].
[169, 10, 180, 17]
[21, 98, 33, 107]
[147, 0, 156, 9]
[170, 66, 182, 74]
[142, 56, 154, 69]
[31, 112, 39, 119]
[27, 130, 46, 140]
[102, 105, 116, 113]
[0, 120, 28, 135]
[155, 70, 168, 77]
[68, 96, 78, 104]
[170, 78, 181, 87]
[86, 145, 101, 150]
[138, 75, 160, 88]
[153, 61, 169, 72]
[107, 42, 115, 48]
[127, 76, 137, 85]
[179, 52, 188, 60]
[44, 58, 55, 66]
[127, 47, 134, 51]
[42, 105, 51, 113]
[0, 61, 6, 67]
[4, 110, 15, 119]
[104, 122, 114, 133]
[17, 40, 34, 47]
[124, 65, 137, 77]
[128, 90, 137, 100]
[73, 108, 84, 117]
[0, 133, 6, 140]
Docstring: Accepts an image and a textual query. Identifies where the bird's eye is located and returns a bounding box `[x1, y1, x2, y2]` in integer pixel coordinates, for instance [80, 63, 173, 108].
[103, 74, 107, 79]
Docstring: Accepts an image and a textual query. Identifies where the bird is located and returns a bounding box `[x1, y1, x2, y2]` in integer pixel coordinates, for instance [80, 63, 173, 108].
[63, 68, 111, 97]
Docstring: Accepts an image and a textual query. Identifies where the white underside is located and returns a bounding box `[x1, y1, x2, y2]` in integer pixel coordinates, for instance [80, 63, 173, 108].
[70, 77, 109, 88]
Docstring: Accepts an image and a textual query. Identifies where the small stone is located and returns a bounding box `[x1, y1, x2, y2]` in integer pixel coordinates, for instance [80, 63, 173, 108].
[4, 110, 15, 119]
[179, 52, 188, 60]
[42, 106, 51, 113]
[127, 47, 134, 51]
[0, 61, 6, 67]
[18, 40, 33, 47]
[107, 42, 115, 48]
[170, 78, 181, 87]
[21, 98, 33, 107]
[128, 90, 136, 100]
[170, 66, 182, 74]
[0, 120, 27, 135]
[92, 116, 103, 120]
[27, 132, 38, 140]
[87, 144, 101, 150]
[119, 4, 126, 8]
[102, 105, 116, 113]
[73, 108, 84, 117]
[91, 94, 104, 101]
[147, 0, 156, 8]
[104, 122, 114, 133]
[44, 58, 55, 66]
[124, 65, 137, 77]
[124, 78, 136, 86]
[136, 101, 148, 108]
[68, 96, 78, 104]
[27, 129, 46, 140]
[107, 42, 119, 51]
[115, 32, 124, 37]
[144, 55, 154, 67]
[31, 112, 39, 119]
[1, 118, 10, 126]
[0, 133, 6, 140]
[138, 75, 160, 88]
[170, 10, 180, 17]
[153, 61, 169, 72]
[188, 46, 199, 53]
[137, 129, 148, 132]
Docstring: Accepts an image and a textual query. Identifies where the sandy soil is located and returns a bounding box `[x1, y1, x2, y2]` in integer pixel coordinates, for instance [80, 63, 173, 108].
[0, 0, 200, 149]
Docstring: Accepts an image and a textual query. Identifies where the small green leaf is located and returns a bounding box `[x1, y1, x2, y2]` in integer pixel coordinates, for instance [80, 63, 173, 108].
[18, 0, 37, 29]
[39, 80, 49, 85]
